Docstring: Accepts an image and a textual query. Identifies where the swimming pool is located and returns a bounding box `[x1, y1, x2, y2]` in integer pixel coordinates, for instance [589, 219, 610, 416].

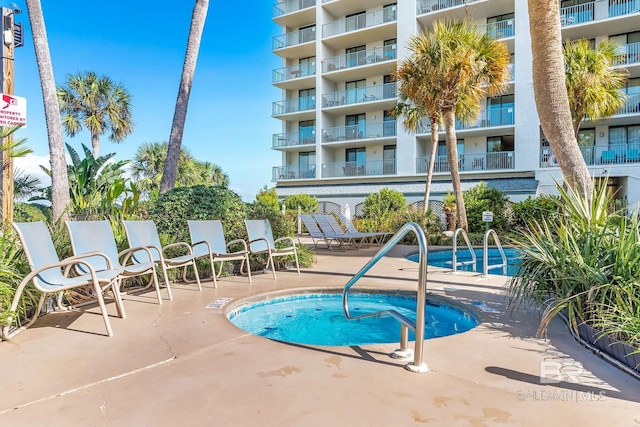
[407, 248, 523, 276]
[227, 290, 479, 346]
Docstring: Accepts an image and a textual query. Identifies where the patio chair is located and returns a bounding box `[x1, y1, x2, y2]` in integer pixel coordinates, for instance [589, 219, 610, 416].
[245, 219, 300, 279]
[313, 214, 367, 249]
[66, 220, 166, 304]
[601, 150, 617, 164]
[298, 214, 344, 251]
[338, 214, 392, 245]
[2, 222, 125, 339]
[122, 220, 201, 296]
[188, 220, 252, 288]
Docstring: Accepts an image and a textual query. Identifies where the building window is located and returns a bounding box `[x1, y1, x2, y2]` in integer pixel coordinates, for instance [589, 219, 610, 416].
[383, 38, 397, 60]
[346, 45, 366, 67]
[299, 151, 316, 178]
[299, 25, 315, 43]
[383, 3, 397, 22]
[345, 147, 366, 176]
[298, 88, 315, 111]
[487, 135, 514, 152]
[345, 11, 366, 32]
[383, 145, 396, 174]
[346, 113, 366, 139]
[610, 125, 640, 146]
[487, 12, 514, 38]
[383, 110, 396, 136]
[346, 79, 366, 104]
[299, 120, 315, 144]
[298, 56, 315, 76]
[488, 95, 514, 126]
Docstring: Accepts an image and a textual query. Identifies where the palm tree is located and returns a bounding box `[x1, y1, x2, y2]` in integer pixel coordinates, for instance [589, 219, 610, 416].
[0, 126, 32, 221]
[396, 21, 511, 230]
[57, 71, 134, 158]
[564, 39, 628, 137]
[13, 169, 42, 202]
[160, 0, 209, 194]
[528, 1, 593, 197]
[197, 161, 229, 187]
[25, 0, 71, 222]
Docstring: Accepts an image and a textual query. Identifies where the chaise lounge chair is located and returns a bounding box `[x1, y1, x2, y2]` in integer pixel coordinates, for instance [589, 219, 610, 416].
[298, 214, 344, 251]
[3, 222, 125, 339]
[188, 220, 252, 287]
[338, 214, 392, 244]
[122, 220, 201, 297]
[313, 214, 369, 249]
[245, 219, 300, 279]
[66, 220, 166, 304]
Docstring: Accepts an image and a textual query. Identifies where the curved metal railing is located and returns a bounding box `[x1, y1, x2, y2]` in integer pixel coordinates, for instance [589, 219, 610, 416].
[452, 228, 476, 273]
[483, 229, 507, 276]
[342, 222, 429, 373]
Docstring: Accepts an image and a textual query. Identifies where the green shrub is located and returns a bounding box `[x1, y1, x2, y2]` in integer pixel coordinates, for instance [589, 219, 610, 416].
[255, 186, 280, 211]
[152, 185, 247, 244]
[391, 207, 442, 244]
[283, 193, 318, 213]
[463, 182, 509, 233]
[511, 195, 560, 229]
[358, 188, 407, 232]
[14, 202, 50, 223]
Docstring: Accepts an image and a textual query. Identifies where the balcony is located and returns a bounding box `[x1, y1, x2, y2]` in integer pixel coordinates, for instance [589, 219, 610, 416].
[273, 165, 317, 181]
[322, 9, 396, 39]
[273, 0, 315, 18]
[272, 96, 316, 117]
[321, 159, 397, 178]
[478, 19, 515, 40]
[323, 45, 396, 73]
[272, 131, 316, 149]
[416, 151, 515, 174]
[612, 42, 640, 67]
[417, 0, 482, 15]
[540, 142, 640, 168]
[272, 26, 316, 51]
[618, 92, 640, 115]
[322, 121, 397, 143]
[272, 62, 316, 85]
[560, 0, 640, 27]
[322, 82, 396, 108]
[418, 106, 515, 133]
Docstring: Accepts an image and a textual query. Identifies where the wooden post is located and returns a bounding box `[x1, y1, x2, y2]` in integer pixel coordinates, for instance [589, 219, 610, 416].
[0, 7, 15, 223]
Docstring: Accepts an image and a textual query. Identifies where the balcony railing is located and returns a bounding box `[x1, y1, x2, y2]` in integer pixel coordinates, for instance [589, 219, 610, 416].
[273, 0, 315, 18]
[323, 45, 396, 73]
[540, 142, 640, 167]
[618, 92, 640, 115]
[273, 165, 317, 180]
[273, 26, 316, 50]
[612, 42, 640, 67]
[272, 130, 316, 149]
[416, 151, 515, 174]
[321, 159, 397, 178]
[560, 0, 640, 27]
[273, 96, 316, 116]
[323, 8, 396, 38]
[417, 0, 481, 14]
[418, 106, 515, 133]
[322, 82, 396, 107]
[322, 121, 397, 142]
[273, 61, 316, 83]
[478, 19, 515, 39]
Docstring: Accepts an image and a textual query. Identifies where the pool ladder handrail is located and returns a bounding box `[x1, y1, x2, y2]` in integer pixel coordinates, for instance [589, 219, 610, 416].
[452, 228, 476, 273]
[342, 222, 429, 373]
[483, 229, 507, 277]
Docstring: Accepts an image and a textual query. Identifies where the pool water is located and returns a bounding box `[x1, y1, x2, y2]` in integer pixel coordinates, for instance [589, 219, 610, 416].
[228, 292, 478, 346]
[408, 248, 523, 276]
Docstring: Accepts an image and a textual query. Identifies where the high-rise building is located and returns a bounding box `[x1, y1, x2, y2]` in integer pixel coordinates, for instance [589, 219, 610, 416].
[271, 0, 640, 214]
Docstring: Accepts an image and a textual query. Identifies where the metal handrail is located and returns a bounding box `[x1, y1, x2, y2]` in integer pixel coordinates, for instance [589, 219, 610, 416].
[342, 222, 429, 373]
[483, 229, 507, 277]
[452, 228, 476, 273]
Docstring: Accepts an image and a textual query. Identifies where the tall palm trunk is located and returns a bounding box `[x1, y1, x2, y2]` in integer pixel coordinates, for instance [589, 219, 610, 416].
[528, 1, 592, 197]
[25, 0, 70, 221]
[443, 108, 467, 230]
[422, 118, 440, 214]
[160, 0, 209, 195]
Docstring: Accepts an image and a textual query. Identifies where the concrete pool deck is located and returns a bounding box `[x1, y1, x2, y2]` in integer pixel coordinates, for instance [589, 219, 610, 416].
[0, 244, 638, 426]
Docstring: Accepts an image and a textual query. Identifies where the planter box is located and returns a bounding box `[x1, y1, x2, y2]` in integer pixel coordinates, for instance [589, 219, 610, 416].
[577, 323, 640, 375]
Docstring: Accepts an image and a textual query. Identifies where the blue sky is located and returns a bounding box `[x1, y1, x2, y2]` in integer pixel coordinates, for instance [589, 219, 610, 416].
[9, 0, 282, 201]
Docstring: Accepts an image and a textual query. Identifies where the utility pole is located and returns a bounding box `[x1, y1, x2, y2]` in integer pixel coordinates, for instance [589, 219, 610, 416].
[0, 5, 22, 222]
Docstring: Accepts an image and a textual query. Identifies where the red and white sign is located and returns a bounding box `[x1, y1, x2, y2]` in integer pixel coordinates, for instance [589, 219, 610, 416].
[0, 94, 27, 127]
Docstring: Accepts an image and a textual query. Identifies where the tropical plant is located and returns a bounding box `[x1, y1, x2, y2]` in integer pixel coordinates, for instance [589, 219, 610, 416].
[462, 182, 509, 232]
[255, 186, 280, 211]
[564, 39, 627, 137]
[507, 179, 640, 349]
[131, 142, 227, 201]
[25, 0, 71, 222]
[283, 194, 318, 213]
[511, 195, 560, 229]
[395, 20, 511, 231]
[57, 71, 134, 158]
[13, 169, 42, 202]
[528, 1, 593, 197]
[14, 202, 49, 223]
[160, 0, 209, 194]
[0, 125, 33, 221]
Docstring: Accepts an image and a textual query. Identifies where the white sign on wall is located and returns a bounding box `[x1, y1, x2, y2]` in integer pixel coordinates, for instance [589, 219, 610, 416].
[0, 94, 27, 127]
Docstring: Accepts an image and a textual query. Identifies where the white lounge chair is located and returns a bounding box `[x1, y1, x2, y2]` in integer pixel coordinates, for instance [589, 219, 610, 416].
[188, 220, 252, 287]
[3, 221, 124, 339]
[66, 220, 166, 304]
[299, 214, 344, 251]
[245, 219, 300, 279]
[122, 220, 201, 296]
